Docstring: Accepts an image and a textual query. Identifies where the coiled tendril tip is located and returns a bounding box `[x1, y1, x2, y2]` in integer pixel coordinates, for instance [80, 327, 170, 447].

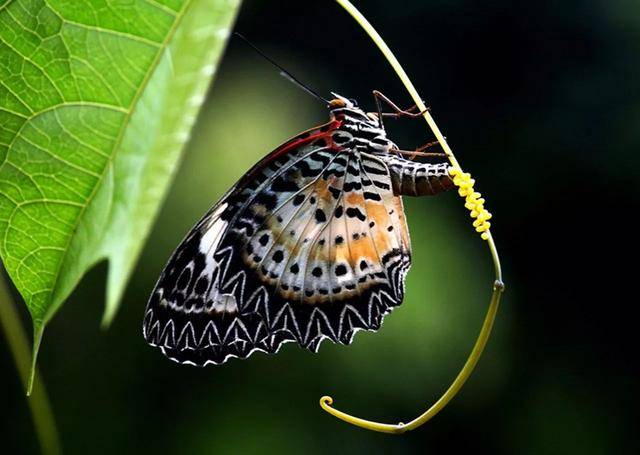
[320, 395, 409, 434]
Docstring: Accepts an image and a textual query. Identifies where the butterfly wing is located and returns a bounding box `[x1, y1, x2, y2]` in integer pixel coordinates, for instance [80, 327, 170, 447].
[143, 122, 412, 365]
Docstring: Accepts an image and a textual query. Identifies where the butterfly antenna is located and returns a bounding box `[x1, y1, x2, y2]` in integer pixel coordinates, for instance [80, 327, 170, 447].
[235, 33, 330, 104]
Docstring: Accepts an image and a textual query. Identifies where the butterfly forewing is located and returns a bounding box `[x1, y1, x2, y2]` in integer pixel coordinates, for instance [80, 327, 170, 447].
[144, 120, 412, 366]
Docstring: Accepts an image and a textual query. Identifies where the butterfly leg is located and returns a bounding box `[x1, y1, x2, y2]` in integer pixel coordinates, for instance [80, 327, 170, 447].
[391, 140, 444, 160]
[373, 90, 387, 131]
[415, 140, 441, 153]
[372, 90, 430, 118]
[392, 148, 446, 160]
[379, 106, 429, 118]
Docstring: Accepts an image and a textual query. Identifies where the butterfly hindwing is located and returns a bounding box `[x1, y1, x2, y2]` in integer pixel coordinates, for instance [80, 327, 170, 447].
[143, 122, 412, 365]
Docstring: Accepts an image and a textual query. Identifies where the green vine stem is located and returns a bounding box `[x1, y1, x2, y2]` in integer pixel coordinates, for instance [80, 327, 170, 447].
[319, 0, 506, 433]
[0, 272, 61, 454]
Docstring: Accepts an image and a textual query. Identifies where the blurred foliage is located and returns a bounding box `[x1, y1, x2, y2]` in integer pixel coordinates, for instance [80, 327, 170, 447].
[1, 0, 638, 454]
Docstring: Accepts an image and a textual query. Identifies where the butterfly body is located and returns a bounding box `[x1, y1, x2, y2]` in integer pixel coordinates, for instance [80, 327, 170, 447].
[143, 94, 454, 366]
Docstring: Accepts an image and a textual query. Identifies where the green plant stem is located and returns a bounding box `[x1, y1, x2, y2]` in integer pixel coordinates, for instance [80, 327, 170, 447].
[319, 0, 506, 433]
[0, 273, 61, 454]
[320, 284, 502, 433]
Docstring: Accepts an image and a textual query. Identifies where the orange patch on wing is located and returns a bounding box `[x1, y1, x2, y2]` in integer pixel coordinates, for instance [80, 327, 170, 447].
[347, 238, 380, 266]
[314, 179, 331, 203]
[364, 201, 393, 251]
[345, 191, 363, 206]
[335, 245, 351, 264]
[392, 196, 411, 250]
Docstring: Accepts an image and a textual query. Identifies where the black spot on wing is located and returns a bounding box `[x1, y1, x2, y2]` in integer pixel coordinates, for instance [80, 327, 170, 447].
[254, 192, 278, 210]
[346, 164, 359, 176]
[315, 209, 327, 223]
[333, 132, 351, 144]
[328, 186, 341, 199]
[293, 194, 305, 206]
[309, 152, 331, 166]
[295, 159, 319, 178]
[363, 191, 382, 201]
[346, 207, 366, 221]
[343, 181, 362, 192]
[272, 250, 284, 263]
[270, 175, 299, 193]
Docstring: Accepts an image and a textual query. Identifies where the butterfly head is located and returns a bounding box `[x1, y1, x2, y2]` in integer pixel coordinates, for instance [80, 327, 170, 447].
[328, 92, 382, 127]
[328, 92, 358, 110]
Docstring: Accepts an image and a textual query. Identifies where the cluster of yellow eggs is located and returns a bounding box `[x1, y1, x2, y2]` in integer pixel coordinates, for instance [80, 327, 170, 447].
[449, 168, 492, 240]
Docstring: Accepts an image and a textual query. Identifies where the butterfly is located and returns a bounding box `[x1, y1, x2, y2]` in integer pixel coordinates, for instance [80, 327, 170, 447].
[143, 92, 454, 366]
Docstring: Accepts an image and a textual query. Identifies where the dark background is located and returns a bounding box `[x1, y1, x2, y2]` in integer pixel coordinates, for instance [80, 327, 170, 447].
[2, 0, 638, 453]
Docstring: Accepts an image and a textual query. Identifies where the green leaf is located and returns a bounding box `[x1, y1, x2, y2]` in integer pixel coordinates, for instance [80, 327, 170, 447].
[0, 0, 240, 391]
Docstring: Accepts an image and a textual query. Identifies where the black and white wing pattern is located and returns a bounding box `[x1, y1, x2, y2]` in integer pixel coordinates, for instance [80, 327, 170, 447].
[143, 119, 416, 366]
